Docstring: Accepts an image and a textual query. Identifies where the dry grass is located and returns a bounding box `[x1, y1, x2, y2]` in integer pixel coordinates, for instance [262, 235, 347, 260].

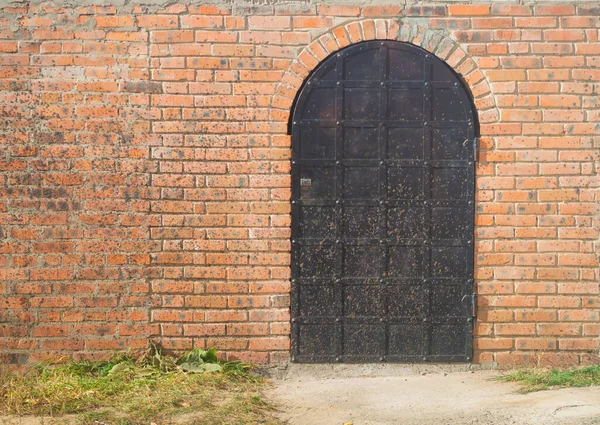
[0, 350, 283, 425]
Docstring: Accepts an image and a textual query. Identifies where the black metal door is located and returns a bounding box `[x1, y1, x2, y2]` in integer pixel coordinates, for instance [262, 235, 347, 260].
[290, 41, 476, 363]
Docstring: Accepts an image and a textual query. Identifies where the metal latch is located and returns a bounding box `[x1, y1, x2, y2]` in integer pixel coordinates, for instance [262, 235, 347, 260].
[462, 293, 477, 318]
[300, 178, 312, 187]
[473, 138, 478, 162]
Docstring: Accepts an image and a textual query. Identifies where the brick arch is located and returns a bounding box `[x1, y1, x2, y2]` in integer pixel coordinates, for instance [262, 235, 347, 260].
[271, 18, 499, 127]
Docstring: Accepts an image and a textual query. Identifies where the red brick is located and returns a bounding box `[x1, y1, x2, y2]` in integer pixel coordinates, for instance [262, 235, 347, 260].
[495, 324, 536, 336]
[180, 15, 223, 28]
[448, 5, 490, 16]
[535, 4, 575, 15]
[183, 324, 226, 336]
[95, 16, 134, 28]
[292, 17, 333, 28]
[227, 323, 269, 336]
[515, 310, 557, 322]
[248, 16, 289, 30]
[361, 5, 402, 17]
[137, 15, 178, 28]
[516, 338, 557, 350]
[559, 339, 599, 351]
[487, 70, 527, 82]
[318, 5, 360, 16]
[515, 17, 557, 27]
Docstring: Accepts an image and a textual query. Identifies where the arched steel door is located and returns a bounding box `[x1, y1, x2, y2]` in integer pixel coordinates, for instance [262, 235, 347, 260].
[290, 40, 476, 363]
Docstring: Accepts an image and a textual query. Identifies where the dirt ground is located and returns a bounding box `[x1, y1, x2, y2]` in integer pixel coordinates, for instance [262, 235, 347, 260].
[2, 365, 600, 425]
[266, 365, 600, 425]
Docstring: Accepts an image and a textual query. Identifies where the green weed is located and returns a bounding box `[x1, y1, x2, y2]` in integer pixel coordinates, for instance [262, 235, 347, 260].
[0, 346, 283, 425]
[497, 364, 600, 393]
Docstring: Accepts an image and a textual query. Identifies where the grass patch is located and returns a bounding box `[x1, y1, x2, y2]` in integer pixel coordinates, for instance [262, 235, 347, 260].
[0, 346, 283, 425]
[497, 364, 600, 393]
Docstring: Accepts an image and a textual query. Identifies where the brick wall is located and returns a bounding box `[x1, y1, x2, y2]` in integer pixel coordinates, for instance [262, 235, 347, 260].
[0, 1, 598, 367]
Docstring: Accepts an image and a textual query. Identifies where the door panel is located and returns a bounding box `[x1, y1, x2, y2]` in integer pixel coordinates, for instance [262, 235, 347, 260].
[291, 40, 476, 363]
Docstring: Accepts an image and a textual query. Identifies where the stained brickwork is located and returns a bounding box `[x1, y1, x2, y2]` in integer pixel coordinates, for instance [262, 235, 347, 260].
[0, 2, 598, 367]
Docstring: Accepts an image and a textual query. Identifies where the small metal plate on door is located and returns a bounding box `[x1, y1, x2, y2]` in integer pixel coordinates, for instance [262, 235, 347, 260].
[300, 178, 312, 187]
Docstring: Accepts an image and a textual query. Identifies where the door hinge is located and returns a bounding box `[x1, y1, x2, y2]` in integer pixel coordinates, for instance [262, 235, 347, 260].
[472, 138, 478, 162]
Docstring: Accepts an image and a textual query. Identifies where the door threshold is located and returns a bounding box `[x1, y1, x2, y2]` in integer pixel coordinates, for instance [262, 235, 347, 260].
[261, 362, 482, 380]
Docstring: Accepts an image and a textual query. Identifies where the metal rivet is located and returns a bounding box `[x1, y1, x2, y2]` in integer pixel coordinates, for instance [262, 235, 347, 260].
[292, 200, 296, 204]
[466, 357, 471, 361]
[425, 54, 430, 59]
[336, 357, 341, 362]
[336, 81, 341, 85]
[336, 160, 341, 165]
[423, 318, 427, 322]
[379, 279, 383, 284]
[307, 81, 311, 85]
[379, 239, 384, 244]
[454, 82, 458, 87]
[292, 357, 296, 362]
[467, 318, 472, 323]
[335, 278, 340, 283]
[335, 318, 340, 322]
[422, 356, 427, 361]
[380, 82, 385, 86]
[291, 279, 295, 283]
[424, 122, 429, 126]
[291, 318, 296, 323]
[336, 239, 340, 244]
[380, 161, 384, 166]
[424, 161, 429, 166]
[337, 53, 341, 57]
[468, 161, 473, 166]
[380, 357, 385, 361]
[380, 42, 385, 45]
[292, 160, 296, 164]
[336, 200, 340, 204]
[336, 121, 341, 125]
[468, 201, 473, 205]
[292, 239, 296, 244]
[379, 200, 384, 205]
[424, 82, 429, 87]
[379, 318, 384, 323]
